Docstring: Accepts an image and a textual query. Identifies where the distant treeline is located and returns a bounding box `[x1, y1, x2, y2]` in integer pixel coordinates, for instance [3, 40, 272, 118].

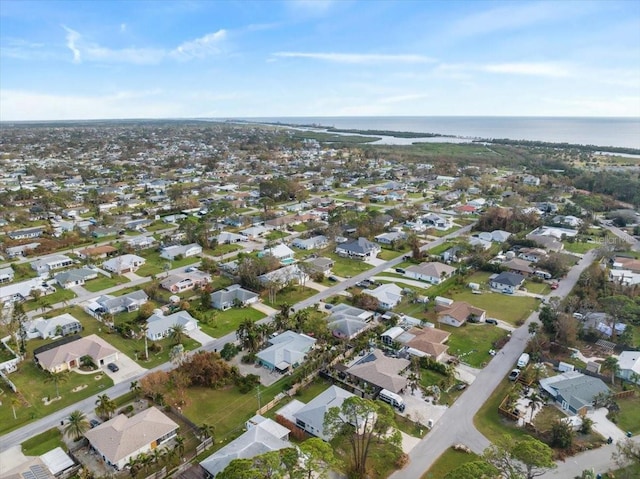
[326, 128, 450, 138]
[476, 138, 640, 156]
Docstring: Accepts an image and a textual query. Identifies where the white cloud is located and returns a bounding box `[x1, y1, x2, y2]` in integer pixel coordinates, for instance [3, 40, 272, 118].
[272, 52, 435, 64]
[482, 62, 571, 78]
[170, 29, 226, 60]
[61, 26, 226, 64]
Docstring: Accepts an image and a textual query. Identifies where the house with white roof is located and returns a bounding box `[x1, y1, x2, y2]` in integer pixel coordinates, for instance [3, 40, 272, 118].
[210, 284, 259, 310]
[0, 266, 15, 284]
[0, 277, 52, 304]
[291, 235, 328, 250]
[214, 231, 248, 244]
[160, 270, 211, 293]
[103, 254, 145, 274]
[85, 291, 149, 317]
[256, 330, 316, 373]
[364, 283, 402, 310]
[240, 225, 268, 239]
[292, 386, 355, 441]
[258, 264, 309, 287]
[85, 407, 178, 471]
[160, 243, 202, 260]
[200, 415, 290, 477]
[35, 334, 118, 373]
[617, 351, 640, 384]
[25, 313, 82, 340]
[404, 262, 456, 284]
[262, 243, 295, 261]
[31, 255, 74, 275]
[146, 311, 198, 341]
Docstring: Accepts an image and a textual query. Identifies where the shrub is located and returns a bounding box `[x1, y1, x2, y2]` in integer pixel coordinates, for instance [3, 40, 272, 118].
[235, 374, 260, 394]
[220, 342, 239, 361]
[241, 353, 257, 364]
[149, 343, 163, 353]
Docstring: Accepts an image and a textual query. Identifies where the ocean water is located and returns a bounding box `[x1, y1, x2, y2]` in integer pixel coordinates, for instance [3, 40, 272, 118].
[237, 116, 640, 150]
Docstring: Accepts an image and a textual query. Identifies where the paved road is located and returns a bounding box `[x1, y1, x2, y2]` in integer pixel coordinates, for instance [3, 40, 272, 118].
[390, 250, 598, 479]
[1, 224, 475, 451]
[603, 223, 640, 252]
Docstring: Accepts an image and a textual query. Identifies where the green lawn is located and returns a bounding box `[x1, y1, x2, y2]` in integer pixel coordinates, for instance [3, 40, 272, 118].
[562, 241, 598, 254]
[42, 306, 200, 368]
[182, 380, 287, 442]
[83, 274, 130, 292]
[450, 291, 539, 325]
[204, 244, 243, 257]
[293, 378, 332, 404]
[323, 252, 374, 277]
[523, 281, 550, 295]
[378, 248, 405, 261]
[263, 286, 318, 308]
[3, 362, 113, 436]
[136, 250, 200, 277]
[421, 449, 483, 479]
[426, 241, 457, 255]
[196, 307, 266, 339]
[443, 323, 509, 368]
[9, 262, 38, 282]
[615, 396, 640, 435]
[21, 428, 65, 455]
[473, 378, 532, 444]
[265, 231, 290, 241]
[23, 287, 77, 312]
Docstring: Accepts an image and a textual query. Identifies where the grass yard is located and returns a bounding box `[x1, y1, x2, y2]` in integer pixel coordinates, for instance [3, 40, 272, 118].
[451, 290, 539, 325]
[21, 428, 65, 455]
[83, 274, 130, 292]
[196, 307, 266, 339]
[443, 323, 509, 368]
[263, 286, 318, 308]
[523, 281, 550, 295]
[378, 248, 406, 261]
[615, 396, 640, 435]
[293, 378, 333, 404]
[204, 243, 243, 257]
[532, 405, 566, 433]
[394, 412, 427, 438]
[2, 362, 113, 436]
[323, 252, 374, 277]
[473, 378, 532, 444]
[182, 380, 287, 442]
[265, 231, 290, 241]
[136, 250, 200, 277]
[9, 262, 38, 282]
[23, 287, 77, 312]
[562, 241, 598, 254]
[421, 449, 483, 479]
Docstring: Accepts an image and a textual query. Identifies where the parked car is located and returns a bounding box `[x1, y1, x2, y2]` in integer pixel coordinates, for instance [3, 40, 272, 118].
[551, 283, 559, 290]
[90, 419, 101, 428]
[485, 318, 499, 325]
[508, 369, 521, 381]
[107, 363, 119, 372]
[328, 276, 338, 282]
[395, 268, 405, 274]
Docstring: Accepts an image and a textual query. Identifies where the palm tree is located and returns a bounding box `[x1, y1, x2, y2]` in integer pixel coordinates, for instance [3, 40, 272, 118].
[174, 435, 185, 456]
[64, 410, 89, 441]
[528, 322, 540, 335]
[200, 423, 215, 441]
[140, 323, 149, 360]
[236, 319, 259, 352]
[11, 396, 20, 420]
[44, 371, 69, 399]
[125, 456, 139, 478]
[95, 393, 116, 420]
[168, 324, 187, 345]
[601, 356, 620, 385]
[527, 392, 545, 423]
[130, 380, 141, 399]
[407, 373, 420, 396]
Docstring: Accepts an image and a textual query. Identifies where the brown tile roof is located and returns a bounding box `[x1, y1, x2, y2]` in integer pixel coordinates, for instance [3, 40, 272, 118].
[35, 334, 117, 371]
[437, 301, 485, 324]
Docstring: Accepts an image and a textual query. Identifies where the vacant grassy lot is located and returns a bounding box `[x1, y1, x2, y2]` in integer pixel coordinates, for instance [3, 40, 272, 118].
[443, 323, 509, 368]
[523, 281, 550, 295]
[23, 287, 77, 312]
[562, 241, 598, 254]
[378, 248, 406, 261]
[21, 428, 65, 455]
[196, 307, 266, 339]
[263, 286, 318, 308]
[615, 395, 640, 435]
[422, 449, 483, 479]
[83, 274, 130, 292]
[323, 252, 374, 277]
[3, 362, 113, 436]
[136, 250, 199, 277]
[204, 243, 243, 257]
[265, 230, 290, 241]
[451, 290, 539, 325]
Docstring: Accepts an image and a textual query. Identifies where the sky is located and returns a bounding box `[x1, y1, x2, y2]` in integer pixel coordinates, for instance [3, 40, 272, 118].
[1, 0, 639, 121]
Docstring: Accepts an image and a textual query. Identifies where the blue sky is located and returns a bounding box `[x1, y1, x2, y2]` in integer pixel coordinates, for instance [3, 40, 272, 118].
[1, 0, 639, 120]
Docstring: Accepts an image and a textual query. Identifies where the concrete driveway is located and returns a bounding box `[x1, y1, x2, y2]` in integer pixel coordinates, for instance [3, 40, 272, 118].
[587, 407, 627, 441]
[399, 389, 448, 428]
[187, 327, 216, 345]
[102, 353, 146, 385]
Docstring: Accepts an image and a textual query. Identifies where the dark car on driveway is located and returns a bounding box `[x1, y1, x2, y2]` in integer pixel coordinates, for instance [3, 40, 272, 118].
[485, 318, 499, 325]
[90, 419, 101, 428]
[107, 363, 119, 372]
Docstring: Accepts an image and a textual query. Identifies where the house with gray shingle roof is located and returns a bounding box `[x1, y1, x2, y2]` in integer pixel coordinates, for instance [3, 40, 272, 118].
[54, 268, 98, 289]
[335, 237, 381, 260]
[256, 331, 316, 373]
[292, 385, 355, 441]
[210, 284, 259, 310]
[540, 371, 609, 415]
[489, 272, 526, 293]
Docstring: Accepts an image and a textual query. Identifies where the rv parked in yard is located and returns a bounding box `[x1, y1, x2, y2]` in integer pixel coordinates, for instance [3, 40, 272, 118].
[378, 389, 406, 412]
[517, 353, 530, 368]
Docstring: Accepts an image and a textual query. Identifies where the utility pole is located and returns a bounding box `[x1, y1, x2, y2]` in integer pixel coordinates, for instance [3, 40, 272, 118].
[256, 385, 262, 410]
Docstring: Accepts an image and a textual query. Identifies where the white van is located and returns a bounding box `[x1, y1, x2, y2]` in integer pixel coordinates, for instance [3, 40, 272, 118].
[378, 389, 405, 412]
[517, 353, 530, 368]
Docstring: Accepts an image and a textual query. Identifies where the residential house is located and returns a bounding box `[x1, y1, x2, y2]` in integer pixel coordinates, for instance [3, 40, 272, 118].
[34, 334, 118, 373]
[127, 235, 156, 250]
[146, 311, 198, 341]
[261, 243, 296, 262]
[422, 213, 453, 231]
[256, 330, 316, 373]
[210, 284, 259, 310]
[437, 301, 486, 327]
[326, 304, 374, 340]
[200, 415, 290, 478]
[54, 268, 98, 289]
[5, 242, 40, 258]
[291, 235, 328, 250]
[539, 371, 610, 415]
[522, 175, 541, 186]
[441, 246, 464, 263]
[374, 231, 406, 246]
[489, 272, 526, 293]
[76, 245, 117, 260]
[303, 257, 334, 276]
[292, 385, 356, 441]
[0, 266, 14, 284]
[528, 225, 578, 240]
[103, 254, 145, 274]
[160, 270, 211, 293]
[160, 243, 202, 260]
[518, 248, 548, 263]
[85, 407, 179, 471]
[345, 349, 410, 393]
[240, 225, 268, 239]
[91, 226, 120, 238]
[502, 258, 535, 276]
[468, 237, 492, 250]
[7, 226, 44, 240]
[31, 255, 74, 275]
[491, 230, 511, 243]
[258, 265, 309, 287]
[0, 277, 52, 304]
[363, 283, 402, 310]
[25, 313, 83, 339]
[382, 326, 450, 362]
[526, 234, 564, 252]
[617, 351, 640, 384]
[404, 262, 456, 284]
[214, 231, 247, 244]
[85, 291, 149, 317]
[335, 237, 381, 260]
